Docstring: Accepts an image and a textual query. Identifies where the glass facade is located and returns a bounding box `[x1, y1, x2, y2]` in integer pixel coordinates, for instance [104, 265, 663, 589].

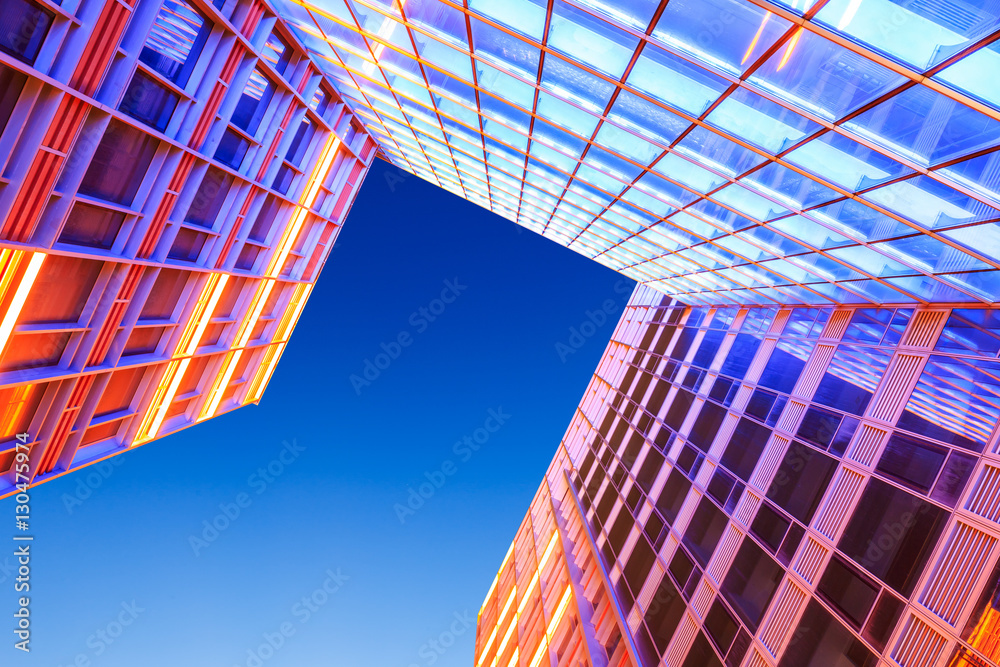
[0, 0, 376, 498]
[275, 0, 1000, 306]
[476, 286, 1000, 667]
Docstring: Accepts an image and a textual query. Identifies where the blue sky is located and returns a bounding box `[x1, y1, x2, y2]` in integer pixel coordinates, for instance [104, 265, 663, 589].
[7, 159, 631, 667]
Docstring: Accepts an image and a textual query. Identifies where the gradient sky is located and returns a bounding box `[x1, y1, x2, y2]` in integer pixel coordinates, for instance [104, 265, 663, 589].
[7, 159, 632, 667]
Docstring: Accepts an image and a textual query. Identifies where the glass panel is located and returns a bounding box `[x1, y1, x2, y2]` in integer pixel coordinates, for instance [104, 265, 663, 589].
[767, 441, 837, 523]
[231, 68, 274, 135]
[778, 599, 877, 667]
[140, 0, 211, 86]
[0, 0, 53, 65]
[120, 71, 179, 132]
[838, 478, 947, 596]
[59, 203, 125, 249]
[548, 0, 639, 78]
[814, 0, 1000, 70]
[897, 356, 1000, 452]
[813, 345, 892, 415]
[721, 538, 783, 629]
[651, 0, 792, 77]
[79, 120, 159, 206]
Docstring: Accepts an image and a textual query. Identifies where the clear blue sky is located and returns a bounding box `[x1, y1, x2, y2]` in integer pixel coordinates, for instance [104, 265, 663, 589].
[6, 159, 632, 667]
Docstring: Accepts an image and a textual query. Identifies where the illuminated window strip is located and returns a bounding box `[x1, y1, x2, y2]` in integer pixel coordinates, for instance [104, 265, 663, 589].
[133, 273, 229, 443]
[546, 586, 573, 639]
[202, 134, 341, 421]
[266, 135, 342, 278]
[527, 637, 548, 667]
[0, 250, 45, 358]
[244, 342, 284, 404]
[274, 283, 312, 343]
[504, 647, 518, 667]
[2, 384, 35, 437]
[492, 611, 518, 666]
[476, 625, 499, 667]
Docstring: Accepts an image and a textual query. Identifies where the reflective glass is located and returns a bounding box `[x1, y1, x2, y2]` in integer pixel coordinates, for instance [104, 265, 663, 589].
[652, 0, 792, 77]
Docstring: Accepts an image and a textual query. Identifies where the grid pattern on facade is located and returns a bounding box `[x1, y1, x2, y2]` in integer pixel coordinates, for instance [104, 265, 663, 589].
[486, 285, 1000, 666]
[0, 0, 377, 498]
[275, 0, 1000, 306]
[475, 447, 642, 667]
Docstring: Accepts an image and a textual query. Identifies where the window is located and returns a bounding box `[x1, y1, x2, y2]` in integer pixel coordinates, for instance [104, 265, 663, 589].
[664, 388, 694, 431]
[692, 329, 725, 368]
[261, 30, 291, 76]
[623, 537, 655, 595]
[876, 433, 947, 494]
[813, 345, 892, 415]
[767, 441, 836, 524]
[78, 120, 159, 206]
[837, 478, 947, 596]
[898, 355, 1000, 453]
[93, 367, 145, 418]
[689, 400, 726, 452]
[120, 70, 179, 132]
[720, 418, 771, 481]
[19, 256, 102, 324]
[935, 309, 1000, 357]
[777, 600, 876, 667]
[214, 128, 251, 169]
[682, 496, 728, 566]
[0, 332, 70, 372]
[231, 69, 274, 135]
[0, 65, 27, 137]
[309, 85, 330, 115]
[139, 269, 188, 320]
[721, 538, 783, 630]
[758, 338, 813, 393]
[186, 167, 233, 227]
[930, 450, 977, 508]
[817, 554, 880, 628]
[959, 560, 1000, 666]
[167, 227, 207, 262]
[59, 203, 126, 249]
[681, 632, 723, 667]
[719, 333, 763, 379]
[656, 469, 691, 525]
[644, 576, 686, 652]
[139, 0, 211, 87]
[751, 502, 790, 554]
[0, 383, 44, 441]
[0, 0, 53, 64]
[248, 195, 282, 243]
[704, 598, 739, 657]
[636, 448, 663, 493]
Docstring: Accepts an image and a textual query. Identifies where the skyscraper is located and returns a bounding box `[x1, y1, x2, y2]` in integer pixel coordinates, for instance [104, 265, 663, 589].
[2, 2, 999, 662]
[0, 0, 376, 498]
[474, 289, 1000, 667]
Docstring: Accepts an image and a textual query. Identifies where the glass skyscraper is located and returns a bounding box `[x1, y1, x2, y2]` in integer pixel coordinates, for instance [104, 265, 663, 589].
[0, 0, 375, 498]
[475, 291, 1000, 667]
[2, 0, 1000, 664]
